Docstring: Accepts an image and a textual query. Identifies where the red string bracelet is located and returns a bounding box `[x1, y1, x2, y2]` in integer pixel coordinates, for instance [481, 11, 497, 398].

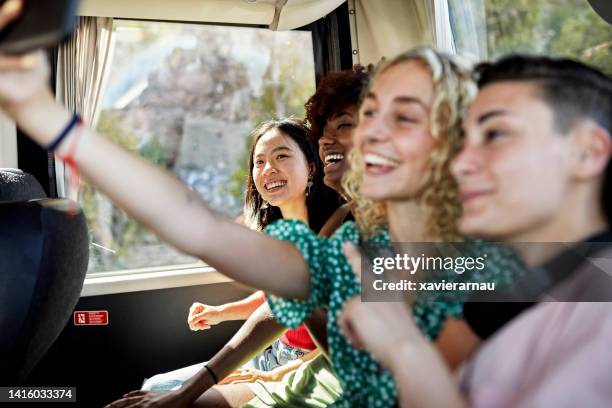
[57, 119, 85, 215]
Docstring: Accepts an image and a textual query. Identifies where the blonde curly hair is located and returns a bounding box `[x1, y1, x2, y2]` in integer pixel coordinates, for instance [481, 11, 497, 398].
[342, 47, 476, 241]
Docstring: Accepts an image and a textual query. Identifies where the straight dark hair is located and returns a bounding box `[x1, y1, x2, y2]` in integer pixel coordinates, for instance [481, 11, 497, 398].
[474, 55, 612, 223]
[245, 118, 342, 232]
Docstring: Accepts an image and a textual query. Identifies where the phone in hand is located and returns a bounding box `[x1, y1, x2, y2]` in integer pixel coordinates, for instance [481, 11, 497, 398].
[0, 0, 80, 54]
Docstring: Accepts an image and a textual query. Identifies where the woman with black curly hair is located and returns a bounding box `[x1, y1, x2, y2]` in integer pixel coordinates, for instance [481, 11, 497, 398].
[305, 66, 371, 237]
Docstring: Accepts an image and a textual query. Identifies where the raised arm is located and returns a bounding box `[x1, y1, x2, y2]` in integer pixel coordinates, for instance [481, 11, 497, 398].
[0, 52, 309, 299]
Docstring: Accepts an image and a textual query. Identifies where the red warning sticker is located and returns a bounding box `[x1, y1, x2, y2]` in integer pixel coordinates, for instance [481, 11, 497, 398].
[73, 310, 108, 326]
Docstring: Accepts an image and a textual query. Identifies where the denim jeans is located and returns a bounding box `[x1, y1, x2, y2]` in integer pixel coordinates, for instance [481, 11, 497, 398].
[251, 339, 310, 371]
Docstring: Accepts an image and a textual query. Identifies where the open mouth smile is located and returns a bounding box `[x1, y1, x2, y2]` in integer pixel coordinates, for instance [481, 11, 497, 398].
[364, 153, 400, 175]
[264, 180, 287, 192]
[323, 153, 344, 171]
[324, 153, 345, 167]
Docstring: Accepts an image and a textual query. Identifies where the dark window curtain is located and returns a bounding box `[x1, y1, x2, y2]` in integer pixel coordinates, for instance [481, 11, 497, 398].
[301, 2, 353, 85]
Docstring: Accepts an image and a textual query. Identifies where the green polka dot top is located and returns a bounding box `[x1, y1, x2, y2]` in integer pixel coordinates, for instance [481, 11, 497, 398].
[264, 219, 523, 408]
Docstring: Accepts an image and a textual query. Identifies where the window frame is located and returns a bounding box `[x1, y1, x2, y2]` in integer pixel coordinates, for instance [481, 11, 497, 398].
[81, 263, 233, 297]
[4, 3, 353, 297]
[41, 10, 351, 293]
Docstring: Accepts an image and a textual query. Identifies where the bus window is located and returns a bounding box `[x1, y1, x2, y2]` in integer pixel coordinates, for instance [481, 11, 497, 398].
[449, 0, 612, 73]
[75, 20, 316, 275]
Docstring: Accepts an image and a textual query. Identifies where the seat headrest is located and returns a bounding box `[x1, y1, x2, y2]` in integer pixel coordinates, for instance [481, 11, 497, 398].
[0, 168, 47, 202]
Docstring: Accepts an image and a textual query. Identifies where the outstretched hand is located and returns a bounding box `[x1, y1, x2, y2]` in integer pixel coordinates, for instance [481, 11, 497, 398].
[0, 0, 20, 30]
[0, 1, 51, 112]
[0, 50, 49, 108]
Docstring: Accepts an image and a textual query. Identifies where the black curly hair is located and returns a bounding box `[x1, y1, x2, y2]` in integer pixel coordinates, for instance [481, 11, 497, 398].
[304, 65, 372, 145]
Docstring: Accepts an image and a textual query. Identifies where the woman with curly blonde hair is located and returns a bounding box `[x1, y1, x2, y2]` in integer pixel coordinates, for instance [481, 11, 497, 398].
[342, 47, 472, 241]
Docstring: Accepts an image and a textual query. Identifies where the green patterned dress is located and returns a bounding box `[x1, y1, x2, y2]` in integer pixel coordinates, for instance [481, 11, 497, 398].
[264, 220, 522, 408]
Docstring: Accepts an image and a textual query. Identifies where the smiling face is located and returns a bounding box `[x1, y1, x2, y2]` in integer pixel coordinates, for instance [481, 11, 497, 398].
[252, 129, 311, 208]
[354, 60, 438, 201]
[452, 82, 574, 241]
[319, 105, 358, 191]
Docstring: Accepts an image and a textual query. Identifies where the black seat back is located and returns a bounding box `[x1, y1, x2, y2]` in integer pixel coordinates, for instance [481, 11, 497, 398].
[0, 168, 47, 202]
[0, 169, 88, 383]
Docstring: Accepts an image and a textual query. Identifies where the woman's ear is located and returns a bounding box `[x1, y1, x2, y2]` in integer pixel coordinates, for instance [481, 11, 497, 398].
[571, 120, 612, 181]
[308, 162, 316, 179]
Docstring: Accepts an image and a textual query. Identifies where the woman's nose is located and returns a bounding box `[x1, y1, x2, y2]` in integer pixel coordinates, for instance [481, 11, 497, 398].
[319, 133, 336, 147]
[361, 115, 389, 144]
[262, 161, 277, 175]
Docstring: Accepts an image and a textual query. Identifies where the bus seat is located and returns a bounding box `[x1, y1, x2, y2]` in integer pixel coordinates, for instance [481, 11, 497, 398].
[0, 168, 47, 201]
[0, 170, 89, 383]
